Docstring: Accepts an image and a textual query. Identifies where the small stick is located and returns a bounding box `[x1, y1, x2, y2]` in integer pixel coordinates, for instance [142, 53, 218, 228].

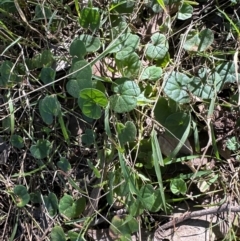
[155, 202, 240, 233]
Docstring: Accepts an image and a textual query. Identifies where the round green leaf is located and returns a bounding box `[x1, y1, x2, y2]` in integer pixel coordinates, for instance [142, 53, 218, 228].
[51, 226, 66, 241]
[140, 66, 162, 81]
[140, 184, 162, 212]
[216, 61, 239, 84]
[116, 52, 141, 78]
[164, 71, 191, 103]
[40, 67, 56, 85]
[109, 33, 140, 53]
[177, 3, 193, 20]
[79, 7, 100, 31]
[78, 88, 108, 119]
[164, 112, 190, 140]
[81, 129, 96, 146]
[109, 80, 141, 113]
[39, 95, 61, 124]
[59, 194, 86, 219]
[78, 34, 101, 52]
[43, 192, 58, 216]
[10, 135, 24, 149]
[70, 39, 86, 59]
[183, 29, 214, 52]
[170, 178, 187, 195]
[67, 60, 92, 98]
[117, 121, 137, 146]
[14, 185, 30, 207]
[57, 157, 71, 172]
[110, 215, 138, 237]
[30, 139, 51, 159]
[146, 33, 169, 59]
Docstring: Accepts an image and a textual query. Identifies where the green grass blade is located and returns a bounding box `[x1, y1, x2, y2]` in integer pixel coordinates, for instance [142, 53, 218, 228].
[58, 113, 70, 145]
[151, 129, 166, 212]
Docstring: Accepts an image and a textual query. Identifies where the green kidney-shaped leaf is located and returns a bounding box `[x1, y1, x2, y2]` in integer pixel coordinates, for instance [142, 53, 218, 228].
[109, 80, 141, 113]
[43, 192, 58, 216]
[59, 194, 86, 219]
[79, 7, 100, 31]
[10, 135, 24, 149]
[183, 29, 214, 52]
[140, 184, 162, 212]
[164, 112, 190, 140]
[164, 71, 191, 103]
[146, 33, 169, 59]
[40, 67, 56, 85]
[78, 88, 108, 119]
[81, 129, 96, 146]
[70, 39, 86, 59]
[78, 34, 101, 52]
[34, 5, 53, 20]
[30, 139, 51, 159]
[67, 60, 92, 98]
[216, 61, 239, 85]
[110, 215, 138, 237]
[14, 185, 30, 207]
[109, 33, 140, 53]
[177, 3, 193, 20]
[140, 66, 162, 81]
[116, 52, 141, 78]
[170, 178, 187, 195]
[57, 157, 71, 172]
[39, 95, 61, 125]
[117, 121, 136, 146]
[32, 49, 54, 68]
[51, 226, 66, 241]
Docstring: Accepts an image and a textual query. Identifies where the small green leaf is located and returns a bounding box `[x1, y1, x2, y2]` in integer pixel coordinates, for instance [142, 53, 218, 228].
[33, 50, 54, 68]
[78, 88, 108, 119]
[109, 33, 140, 53]
[81, 129, 96, 146]
[164, 71, 191, 103]
[14, 185, 30, 207]
[140, 66, 162, 81]
[51, 226, 66, 241]
[146, 33, 169, 59]
[140, 184, 163, 212]
[183, 29, 214, 52]
[170, 178, 187, 195]
[109, 79, 141, 113]
[30, 139, 51, 159]
[78, 34, 101, 52]
[67, 60, 92, 98]
[39, 95, 61, 125]
[57, 157, 71, 172]
[226, 136, 239, 151]
[40, 67, 56, 85]
[216, 61, 239, 84]
[59, 194, 86, 219]
[177, 3, 193, 20]
[43, 192, 58, 216]
[10, 135, 24, 149]
[117, 121, 137, 146]
[87, 159, 101, 178]
[116, 52, 141, 78]
[70, 39, 86, 59]
[110, 215, 138, 237]
[34, 4, 53, 20]
[79, 7, 100, 31]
